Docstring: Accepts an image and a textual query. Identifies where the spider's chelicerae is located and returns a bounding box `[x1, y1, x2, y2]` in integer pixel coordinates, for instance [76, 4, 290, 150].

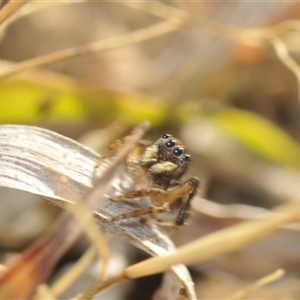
[105, 133, 199, 226]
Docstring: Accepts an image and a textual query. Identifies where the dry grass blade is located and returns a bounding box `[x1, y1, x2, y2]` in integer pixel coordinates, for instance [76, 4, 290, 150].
[87, 121, 150, 206]
[0, 125, 98, 201]
[64, 121, 150, 280]
[225, 269, 285, 300]
[124, 2, 189, 25]
[0, 20, 180, 80]
[83, 198, 300, 298]
[0, 59, 82, 91]
[67, 201, 110, 280]
[269, 35, 300, 102]
[50, 246, 97, 298]
[124, 200, 300, 277]
[0, 0, 29, 26]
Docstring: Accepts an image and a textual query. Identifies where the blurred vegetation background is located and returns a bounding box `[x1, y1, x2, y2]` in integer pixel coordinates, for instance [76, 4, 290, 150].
[1, 1, 300, 299]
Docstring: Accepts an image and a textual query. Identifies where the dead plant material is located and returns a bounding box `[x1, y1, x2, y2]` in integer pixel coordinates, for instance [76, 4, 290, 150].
[0, 20, 181, 81]
[0, 0, 28, 26]
[0, 123, 196, 299]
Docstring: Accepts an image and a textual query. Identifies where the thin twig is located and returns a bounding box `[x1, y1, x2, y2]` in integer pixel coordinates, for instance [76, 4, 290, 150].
[128, 1, 300, 103]
[124, 2, 189, 25]
[226, 269, 285, 300]
[0, 20, 181, 81]
[0, 0, 29, 26]
[269, 35, 300, 101]
[73, 121, 150, 300]
[0, 1, 70, 44]
[50, 246, 97, 297]
[65, 202, 109, 281]
[66, 121, 149, 281]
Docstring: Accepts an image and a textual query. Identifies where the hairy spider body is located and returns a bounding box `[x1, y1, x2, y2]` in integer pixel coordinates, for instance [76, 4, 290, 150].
[108, 133, 199, 226]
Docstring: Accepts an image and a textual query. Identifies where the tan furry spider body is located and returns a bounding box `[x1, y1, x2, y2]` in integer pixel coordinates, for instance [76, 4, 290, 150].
[103, 133, 199, 226]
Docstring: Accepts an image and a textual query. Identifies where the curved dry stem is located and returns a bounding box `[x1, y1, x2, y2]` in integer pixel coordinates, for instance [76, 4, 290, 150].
[200, 18, 300, 103]
[50, 246, 97, 297]
[269, 35, 300, 101]
[0, 0, 29, 27]
[130, 1, 300, 104]
[124, 2, 189, 25]
[64, 200, 109, 280]
[34, 284, 56, 300]
[74, 272, 126, 300]
[0, 20, 180, 81]
[226, 269, 285, 300]
[0, 1, 60, 35]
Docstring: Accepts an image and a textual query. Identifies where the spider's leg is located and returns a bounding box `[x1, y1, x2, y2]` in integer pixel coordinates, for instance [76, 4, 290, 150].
[111, 205, 170, 222]
[175, 177, 199, 226]
[160, 177, 199, 207]
[110, 188, 169, 221]
[140, 177, 199, 226]
[94, 139, 123, 170]
[110, 188, 167, 202]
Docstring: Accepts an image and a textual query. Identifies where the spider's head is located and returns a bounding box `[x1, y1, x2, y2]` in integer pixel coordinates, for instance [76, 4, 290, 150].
[142, 133, 191, 189]
[158, 133, 191, 165]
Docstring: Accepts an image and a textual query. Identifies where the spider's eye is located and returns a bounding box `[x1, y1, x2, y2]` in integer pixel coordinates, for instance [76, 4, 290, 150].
[172, 147, 184, 157]
[182, 154, 191, 161]
[165, 139, 176, 148]
[162, 133, 171, 139]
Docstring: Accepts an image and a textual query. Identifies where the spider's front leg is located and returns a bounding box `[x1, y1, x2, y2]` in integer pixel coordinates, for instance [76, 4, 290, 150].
[94, 139, 123, 171]
[111, 204, 170, 222]
[141, 177, 199, 227]
[95, 137, 151, 169]
[110, 177, 199, 225]
[174, 177, 199, 226]
[110, 188, 171, 222]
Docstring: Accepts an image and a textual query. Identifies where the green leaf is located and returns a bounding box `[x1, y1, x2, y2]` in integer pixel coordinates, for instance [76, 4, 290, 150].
[211, 108, 300, 169]
[0, 80, 86, 123]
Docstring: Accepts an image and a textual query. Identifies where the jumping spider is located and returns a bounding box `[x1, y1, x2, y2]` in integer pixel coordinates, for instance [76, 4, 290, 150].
[101, 133, 199, 226]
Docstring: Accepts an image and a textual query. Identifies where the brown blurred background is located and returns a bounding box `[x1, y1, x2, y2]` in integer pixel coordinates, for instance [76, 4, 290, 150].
[1, 1, 300, 299]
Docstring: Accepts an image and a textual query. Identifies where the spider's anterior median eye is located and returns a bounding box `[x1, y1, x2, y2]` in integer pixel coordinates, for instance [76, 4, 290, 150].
[183, 154, 191, 161]
[165, 139, 176, 148]
[172, 147, 184, 157]
[162, 133, 171, 139]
